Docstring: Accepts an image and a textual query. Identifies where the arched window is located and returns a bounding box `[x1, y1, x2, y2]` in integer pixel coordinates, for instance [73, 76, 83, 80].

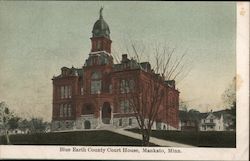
[97, 40, 101, 50]
[91, 72, 102, 94]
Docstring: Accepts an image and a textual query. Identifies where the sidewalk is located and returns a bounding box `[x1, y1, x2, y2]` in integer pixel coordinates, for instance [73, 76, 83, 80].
[110, 128, 195, 147]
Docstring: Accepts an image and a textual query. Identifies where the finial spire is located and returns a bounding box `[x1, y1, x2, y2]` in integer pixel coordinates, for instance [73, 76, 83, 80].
[99, 6, 104, 19]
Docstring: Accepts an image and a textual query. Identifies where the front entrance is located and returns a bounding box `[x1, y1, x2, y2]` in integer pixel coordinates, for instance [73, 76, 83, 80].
[102, 102, 111, 124]
[84, 120, 91, 129]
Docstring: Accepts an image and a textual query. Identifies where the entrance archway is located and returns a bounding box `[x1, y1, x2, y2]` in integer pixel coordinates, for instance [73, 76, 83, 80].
[84, 120, 91, 129]
[102, 102, 111, 124]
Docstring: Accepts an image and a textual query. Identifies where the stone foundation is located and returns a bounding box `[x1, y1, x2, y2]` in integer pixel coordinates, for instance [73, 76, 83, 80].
[113, 117, 138, 128]
[51, 120, 75, 131]
[52, 115, 177, 131]
[76, 114, 99, 129]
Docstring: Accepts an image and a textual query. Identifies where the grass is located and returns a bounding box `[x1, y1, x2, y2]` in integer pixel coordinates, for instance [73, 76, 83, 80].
[0, 130, 150, 146]
[126, 129, 236, 148]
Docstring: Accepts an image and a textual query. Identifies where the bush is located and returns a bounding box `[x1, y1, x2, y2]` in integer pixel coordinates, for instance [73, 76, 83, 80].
[0, 130, 153, 146]
[127, 129, 236, 147]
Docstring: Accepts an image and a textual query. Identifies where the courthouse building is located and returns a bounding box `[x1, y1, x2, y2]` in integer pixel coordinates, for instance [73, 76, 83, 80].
[51, 9, 179, 131]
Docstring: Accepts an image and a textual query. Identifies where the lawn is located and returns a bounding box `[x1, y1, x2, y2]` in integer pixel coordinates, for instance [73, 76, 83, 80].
[0, 130, 148, 146]
[127, 129, 236, 148]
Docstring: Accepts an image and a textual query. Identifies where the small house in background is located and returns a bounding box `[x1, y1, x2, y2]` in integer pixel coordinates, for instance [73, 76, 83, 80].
[200, 109, 235, 131]
[179, 110, 200, 131]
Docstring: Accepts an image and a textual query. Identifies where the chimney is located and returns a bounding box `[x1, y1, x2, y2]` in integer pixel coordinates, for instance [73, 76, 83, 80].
[166, 80, 175, 88]
[121, 54, 128, 62]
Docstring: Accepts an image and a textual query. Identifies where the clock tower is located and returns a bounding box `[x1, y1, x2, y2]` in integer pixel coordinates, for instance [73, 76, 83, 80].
[91, 7, 112, 54]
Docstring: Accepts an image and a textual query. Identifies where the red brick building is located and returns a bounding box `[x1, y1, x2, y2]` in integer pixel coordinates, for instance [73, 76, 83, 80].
[51, 9, 179, 131]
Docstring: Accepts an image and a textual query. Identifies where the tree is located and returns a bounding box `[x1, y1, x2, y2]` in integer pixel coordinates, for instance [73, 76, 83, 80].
[8, 116, 20, 130]
[222, 77, 236, 129]
[116, 42, 190, 146]
[222, 77, 236, 108]
[29, 118, 46, 133]
[188, 109, 200, 132]
[0, 101, 14, 144]
[18, 119, 30, 133]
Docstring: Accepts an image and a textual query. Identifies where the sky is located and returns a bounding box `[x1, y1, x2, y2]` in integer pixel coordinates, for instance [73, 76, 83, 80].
[0, 2, 236, 121]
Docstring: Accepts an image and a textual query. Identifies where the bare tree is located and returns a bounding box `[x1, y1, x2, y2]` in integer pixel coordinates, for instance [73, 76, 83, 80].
[222, 77, 236, 108]
[0, 101, 14, 144]
[222, 77, 236, 129]
[115, 41, 190, 146]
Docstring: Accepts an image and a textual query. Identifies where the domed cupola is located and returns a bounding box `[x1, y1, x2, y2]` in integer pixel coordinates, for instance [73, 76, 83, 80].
[92, 7, 110, 39]
[90, 7, 112, 54]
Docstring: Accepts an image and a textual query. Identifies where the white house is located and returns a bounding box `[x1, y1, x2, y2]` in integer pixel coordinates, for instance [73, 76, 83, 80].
[200, 110, 234, 131]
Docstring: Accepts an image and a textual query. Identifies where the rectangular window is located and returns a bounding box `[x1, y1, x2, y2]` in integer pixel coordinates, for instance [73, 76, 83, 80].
[210, 119, 213, 123]
[129, 118, 132, 126]
[120, 99, 130, 113]
[129, 80, 135, 92]
[81, 87, 84, 95]
[109, 84, 112, 94]
[120, 79, 130, 93]
[97, 40, 101, 50]
[60, 104, 63, 117]
[60, 86, 64, 99]
[65, 86, 68, 98]
[120, 80, 125, 93]
[119, 119, 122, 126]
[68, 86, 72, 98]
[91, 80, 101, 94]
[64, 104, 67, 117]
[68, 104, 72, 117]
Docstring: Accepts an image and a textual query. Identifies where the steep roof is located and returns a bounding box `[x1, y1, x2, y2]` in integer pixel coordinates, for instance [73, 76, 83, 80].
[92, 7, 110, 39]
[200, 109, 232, 119]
